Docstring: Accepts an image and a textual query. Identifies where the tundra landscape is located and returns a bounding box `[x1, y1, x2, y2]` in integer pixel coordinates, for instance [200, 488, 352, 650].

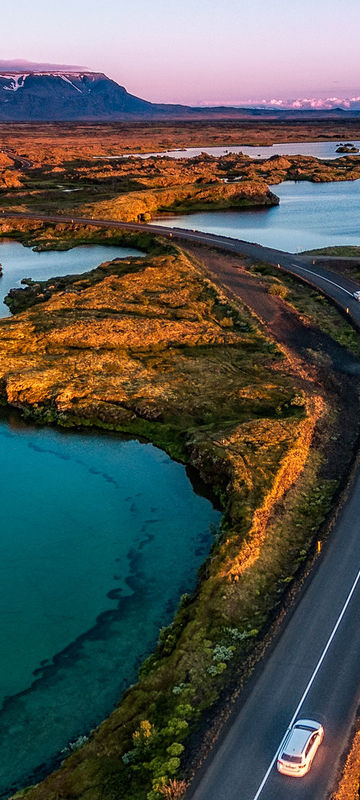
[0, 114, 358, 799]
[2, 2, 360, 797]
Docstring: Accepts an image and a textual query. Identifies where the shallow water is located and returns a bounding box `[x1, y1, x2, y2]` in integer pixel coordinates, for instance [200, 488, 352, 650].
[0, 414, 220, 796]
[101, 140, 360, 161]
[154, 179, 360, 252]
[0, 240, 144, 318]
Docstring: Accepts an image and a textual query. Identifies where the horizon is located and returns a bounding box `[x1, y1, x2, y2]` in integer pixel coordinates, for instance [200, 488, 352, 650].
[1, 0, 359, 106]
[0, 59, 359, 112]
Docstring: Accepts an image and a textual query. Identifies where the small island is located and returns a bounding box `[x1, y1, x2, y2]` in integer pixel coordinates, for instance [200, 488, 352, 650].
[336, 142, 359, 153]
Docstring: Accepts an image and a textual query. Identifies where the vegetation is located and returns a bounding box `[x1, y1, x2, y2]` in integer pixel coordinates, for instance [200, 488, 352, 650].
[2, 125, 360, 224]
[2, 120, 360, 161]
[330, 718, 360, 800]
[303, 246, 360, 257]
[0, 119, 359, 798]
[0, 218, 165, 256]
[0, 223, 356, 799]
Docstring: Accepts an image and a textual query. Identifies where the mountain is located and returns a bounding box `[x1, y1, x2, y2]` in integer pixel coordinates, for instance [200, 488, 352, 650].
[0, 66, 359, 121]
[0, 71, 163, 120]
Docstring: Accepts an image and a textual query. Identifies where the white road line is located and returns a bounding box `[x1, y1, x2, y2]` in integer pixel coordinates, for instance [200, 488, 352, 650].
[251, 565, 360, 800]
[290, 263, 355, 297]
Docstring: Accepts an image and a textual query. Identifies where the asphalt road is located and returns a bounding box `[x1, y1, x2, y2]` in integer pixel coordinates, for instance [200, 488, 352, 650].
[189, 476, 360, 800]
[0, 149, 33, 169]
[1, 208, 360, 321]
[2, 209, 360, 799]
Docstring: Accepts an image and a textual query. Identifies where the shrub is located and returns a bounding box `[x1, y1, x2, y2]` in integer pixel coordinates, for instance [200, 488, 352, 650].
[212, 644, 234, 662]
[268, 282, 288, 299]
[166, 743, 185, 757]
[158, 778, 187, 799]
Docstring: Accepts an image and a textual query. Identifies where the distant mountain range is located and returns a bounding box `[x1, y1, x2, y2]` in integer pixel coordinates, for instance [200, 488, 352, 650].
[0, 63, 359, 121]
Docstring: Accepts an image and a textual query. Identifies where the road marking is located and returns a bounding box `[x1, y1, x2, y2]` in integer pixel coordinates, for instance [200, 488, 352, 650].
[251, 565, 360, 800]
[289, 263, 355, 297]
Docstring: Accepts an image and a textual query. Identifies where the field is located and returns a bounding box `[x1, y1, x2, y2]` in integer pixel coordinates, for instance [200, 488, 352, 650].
[2, 120, 360, 160]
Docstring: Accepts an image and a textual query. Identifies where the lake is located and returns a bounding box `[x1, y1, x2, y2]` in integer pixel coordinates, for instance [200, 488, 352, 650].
[0, 414, 221, 797]
[0, 241, 144, 318]
[100, 140, 360, 161]
[154, 179, 360, 252]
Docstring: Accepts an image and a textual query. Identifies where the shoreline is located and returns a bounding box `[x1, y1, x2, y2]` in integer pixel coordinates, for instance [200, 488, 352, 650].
[0, 222, 358, 797]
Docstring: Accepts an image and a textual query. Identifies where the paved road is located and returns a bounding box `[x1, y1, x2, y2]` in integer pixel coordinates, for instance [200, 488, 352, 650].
[1, 208, 360, 324]
[2, 209, 360, 799]
[189, 481, 360, 800]
[0, 149, 33, 170]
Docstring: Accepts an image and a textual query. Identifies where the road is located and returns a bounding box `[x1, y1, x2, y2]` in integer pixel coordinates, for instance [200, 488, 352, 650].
[2, 209, 360, 799]
[1, 208, 360, 325]
[189, 480, 360, 800]
[0, 149, 33, 170]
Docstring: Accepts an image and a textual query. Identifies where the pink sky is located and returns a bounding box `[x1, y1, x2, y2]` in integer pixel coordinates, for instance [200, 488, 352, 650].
[1, 0, 360, 105]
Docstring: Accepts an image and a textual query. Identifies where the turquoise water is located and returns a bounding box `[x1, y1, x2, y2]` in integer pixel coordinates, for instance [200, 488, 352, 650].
[0, 414, 220, 796]
[154, 179, 360, 252]
[0, 240, 144, 318]
[103, 140, 360, 161]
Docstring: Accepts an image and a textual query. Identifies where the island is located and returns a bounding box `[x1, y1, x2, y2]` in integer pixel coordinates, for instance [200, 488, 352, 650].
[336, 142, 360, 153]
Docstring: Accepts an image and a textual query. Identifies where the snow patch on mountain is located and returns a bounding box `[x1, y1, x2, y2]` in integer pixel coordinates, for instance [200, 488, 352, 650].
[2, 74, 29, 91]
[59, 75, 83, 93]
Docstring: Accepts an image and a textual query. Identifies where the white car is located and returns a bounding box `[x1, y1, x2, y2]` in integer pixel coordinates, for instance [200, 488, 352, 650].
[277, 719, 324, 777]
[353, 290, 360, 301]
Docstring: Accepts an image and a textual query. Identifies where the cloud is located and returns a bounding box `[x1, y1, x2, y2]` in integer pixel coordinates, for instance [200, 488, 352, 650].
[199, 94, 360, 110]
[238, 95, 360, 110]
[0, 59, 89, 73]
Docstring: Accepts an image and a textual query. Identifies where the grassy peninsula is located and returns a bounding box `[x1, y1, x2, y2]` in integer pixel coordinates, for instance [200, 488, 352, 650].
[0, 220, 357, 800]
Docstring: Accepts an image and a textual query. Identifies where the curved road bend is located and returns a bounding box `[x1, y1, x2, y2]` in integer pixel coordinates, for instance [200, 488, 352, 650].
[2, 210, 360, 799]
[1, 209, 360, 321]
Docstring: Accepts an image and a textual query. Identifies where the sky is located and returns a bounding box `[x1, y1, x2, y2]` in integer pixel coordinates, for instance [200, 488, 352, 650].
[2, 0, 360, 105]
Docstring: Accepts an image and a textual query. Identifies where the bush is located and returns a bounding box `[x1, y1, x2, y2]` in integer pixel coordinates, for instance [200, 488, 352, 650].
[268, 282, 288, 299]
[159, 778, 187, 799]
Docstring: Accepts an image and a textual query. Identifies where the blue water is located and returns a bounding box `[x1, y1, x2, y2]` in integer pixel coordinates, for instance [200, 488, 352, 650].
[0, 240, 144, 318]
[0, 414, 220, 796]
[101, 140, 360, 161]
[154, 179, 360, 252]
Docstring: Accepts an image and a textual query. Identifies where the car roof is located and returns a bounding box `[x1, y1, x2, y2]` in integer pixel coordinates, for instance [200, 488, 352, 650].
[283, 720, 320, 757]
[283, 728, 310, 756]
